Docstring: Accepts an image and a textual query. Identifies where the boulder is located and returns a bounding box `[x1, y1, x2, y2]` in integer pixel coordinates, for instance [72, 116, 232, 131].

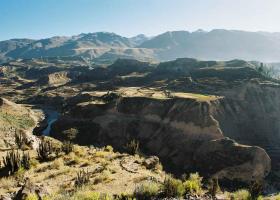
[194, 138, 271, 183]
[15, 180, 49, 200]
[143, 156, 160, 170]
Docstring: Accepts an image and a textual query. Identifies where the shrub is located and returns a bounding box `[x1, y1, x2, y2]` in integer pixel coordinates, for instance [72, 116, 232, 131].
[105, 145, 114, 152]
[51, 158, 64, 170]
[37, 140, 55, 161]
[134, 181, 160, 200]
[71, 190, 101, 200]
[125, 140, 139, 155]
[93, 170, 111, 184]
[183, 172, 203, 195]
[62, 128, 78, 141]
[75, 169, 90, 187]
[62, 141, 74, 154]
[231, 189, 251, 200]
[114, 193, 135, 200]
[25, 193, 39, 200]
[162, 175, 185, 198]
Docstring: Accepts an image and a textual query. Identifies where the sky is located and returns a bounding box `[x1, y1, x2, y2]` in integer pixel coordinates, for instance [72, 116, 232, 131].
[1, 0, 280, 41]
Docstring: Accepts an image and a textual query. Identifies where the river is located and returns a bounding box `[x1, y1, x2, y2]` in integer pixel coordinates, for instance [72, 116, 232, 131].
[41, 108, 60, 136]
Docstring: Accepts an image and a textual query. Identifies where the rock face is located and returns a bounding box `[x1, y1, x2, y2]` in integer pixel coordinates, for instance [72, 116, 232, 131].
[194, 138, 271, 182]
[0, 98, 39, 149]
[50, 88, 271, 183]
[213, 81, 280, 169]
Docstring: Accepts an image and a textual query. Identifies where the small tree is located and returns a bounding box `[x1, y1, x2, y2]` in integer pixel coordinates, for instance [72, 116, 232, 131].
[62, 128, 78, 141]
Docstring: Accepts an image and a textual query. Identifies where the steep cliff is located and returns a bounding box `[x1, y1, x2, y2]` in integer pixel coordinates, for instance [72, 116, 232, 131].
[213, 80, 280, 170]
[50, 88, 271, 183]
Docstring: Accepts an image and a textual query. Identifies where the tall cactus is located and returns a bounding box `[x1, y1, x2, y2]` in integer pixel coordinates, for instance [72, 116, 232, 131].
[37, 140, 54, 161]
[3, 150, 22, 174]
[21, 152, 31, 170]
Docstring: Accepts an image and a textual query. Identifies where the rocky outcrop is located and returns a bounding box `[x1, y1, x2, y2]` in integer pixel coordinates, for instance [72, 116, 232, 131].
[15, 180, 49, 200]
[37, 71, 71, 86]
[194, 138, 271, 182]
[212, 80, 280, 169]
[50, 88, 271, 183]
[0, 98, 40, 149]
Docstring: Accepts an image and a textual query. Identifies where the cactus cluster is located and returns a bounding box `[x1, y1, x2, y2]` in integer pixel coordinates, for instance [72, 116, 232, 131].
[3, 150, 30, 175]
[37, 140, 54, 161]
[15, 131, 28, 149]
[62, 140, 74, 154]
[125, 139, 139, 155]
[75, 169, 90, 187]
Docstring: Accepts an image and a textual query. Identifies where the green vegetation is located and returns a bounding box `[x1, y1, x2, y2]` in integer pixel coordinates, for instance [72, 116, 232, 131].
[231, 189, 252, 200]
[62, 128, 79, 141]
[162, 175, 185, 198]
[134, 181, 160, 200]
[183, 172, 203, 195]
[0, 111, 34, 130]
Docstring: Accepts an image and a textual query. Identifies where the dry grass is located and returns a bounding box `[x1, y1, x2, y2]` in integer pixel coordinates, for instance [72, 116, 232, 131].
[50, 158, 64, 170]
[0, 144, 165, 197]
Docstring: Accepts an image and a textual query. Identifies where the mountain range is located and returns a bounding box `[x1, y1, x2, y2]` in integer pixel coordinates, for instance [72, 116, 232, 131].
[1, 29, 280, 63]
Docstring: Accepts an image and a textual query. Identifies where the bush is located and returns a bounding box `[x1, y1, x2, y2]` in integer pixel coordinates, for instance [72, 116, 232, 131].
[105, 145, 114, 152]
[134, 181, 160, 200]
[51, 158, 64, 170]
[125, 140, 139, 155]
[75, 169, 90, 187]
[114, 193, 135, 200]
[62, 128, 78, 141]
[231, 189, 251, 200]
[162, 175, 185, 198]
[183, 172, 203, 195]
[25, 193, 39, 200]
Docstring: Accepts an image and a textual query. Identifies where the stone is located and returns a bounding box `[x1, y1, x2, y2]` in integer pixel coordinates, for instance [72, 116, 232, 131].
[143, 156, 160, 170]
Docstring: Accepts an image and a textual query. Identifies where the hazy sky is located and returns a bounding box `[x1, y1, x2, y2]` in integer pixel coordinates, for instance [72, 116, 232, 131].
[1, 0, 280, 40]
